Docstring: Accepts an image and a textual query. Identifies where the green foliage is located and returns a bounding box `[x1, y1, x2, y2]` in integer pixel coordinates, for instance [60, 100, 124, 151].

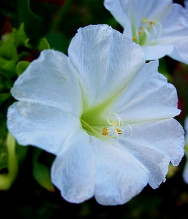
[0, 19, 51, 192]
[46, 33, 68, 52]
[38, 38, 50, 51]
[33, 148, 55, 192]
[17, 0, 42, 43]
[0, 139, 8, 170]
[0, 39, 18, 61]
[16, 61, 30, 76]
[0, 132, 18, 190]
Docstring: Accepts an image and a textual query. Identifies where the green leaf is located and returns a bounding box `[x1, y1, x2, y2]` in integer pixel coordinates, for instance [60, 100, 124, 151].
[0, 39, 18, 61]
[45, 33, 68, 52]
[0, 93, 11, 105]
[0, 57, 17, 77]
[16, 61, 30, 76]
[38, 38, 50, 51]
[33, 149, 55, 192]
[159, 58, 172, 82]
[17, 0, 42, 42]
[0, 132, 18, 190]
[0, 140, 8, 170]
[14, 23, 30, 47]
[16, 143, 28, 164]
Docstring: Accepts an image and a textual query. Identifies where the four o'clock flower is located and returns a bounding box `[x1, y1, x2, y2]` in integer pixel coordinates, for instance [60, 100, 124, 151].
[185, 0, 188, 10]
[183, 117, 188, 183]
[104, 0, 188, 64]
[185, 0, 188, 17]
[7, 25, 184, 205]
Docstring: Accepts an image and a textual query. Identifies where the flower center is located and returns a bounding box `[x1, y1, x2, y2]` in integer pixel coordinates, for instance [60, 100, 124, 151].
[102, 112, 123, 139]
[132, 17, 162, 46]
[80, 112, 124, 141]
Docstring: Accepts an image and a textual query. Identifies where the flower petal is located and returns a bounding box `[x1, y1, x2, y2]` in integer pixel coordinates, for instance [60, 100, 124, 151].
[107, 61, 180, 122]
[120, 140, 171, 189]
[11, 50, 82, 116]
[185, 116, 188, 142]
[104, 0, 132, 38]
[7, 101, 81, 155]
[105, 0, 188, 64]
[91, 138, 149, 205]
[156, 4, 188, 64]
[143, 45, 174, 60]
[122, 118, 184, 166]
[168, 40, 188, 64]
[51, 130, 95, 203]
[104, 0, 172, 34]
[185, 0, 188, 12]
[68, 24, 145, 108]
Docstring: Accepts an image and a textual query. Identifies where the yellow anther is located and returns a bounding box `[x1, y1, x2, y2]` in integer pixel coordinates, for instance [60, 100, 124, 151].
[142, 17, 147, 23]
[103, 113, 124, 139]
[132, 36, 137, 42]
[140, 26, 144, 30]
[102, 127, 108, 136]
[138, 30, 142, 35]
[115, 128, 123, 135]
[149, 21, 154, 25]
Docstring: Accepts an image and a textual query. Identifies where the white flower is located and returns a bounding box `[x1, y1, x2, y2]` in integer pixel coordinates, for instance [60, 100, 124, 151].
[183, 117, 188, 183]
[185, 0, 188, 17]
[185, 0, 188, 10]
[7, 25, 184, 205]
[104, 0, 188, 64]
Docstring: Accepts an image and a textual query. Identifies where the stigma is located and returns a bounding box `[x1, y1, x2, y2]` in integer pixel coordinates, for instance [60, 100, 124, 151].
[102, 113, 123, 139]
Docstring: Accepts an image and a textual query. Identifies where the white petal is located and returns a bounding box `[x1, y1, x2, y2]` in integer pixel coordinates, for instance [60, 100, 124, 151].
[104, 0, 132, 38]
[68, 24, 145, 107]
[168, 40, 188, 64]
[121, 118, 184, 167]
[91, 138, 149, 205]
[160, 3, 188, 34]
[120, 140, 170, 189]
[7, 101, 81, 155]
[156, 4, 188, 64]
[104, 0, 172, 33]
[51, 130, 95, 203]
[143, 45, 174, 60]
[11, 50, 82, 116]
[185, 116, 188, 143]
[185, 0, 188, 12]
[105, 0, 188, 64]
[183, 117, 188, 183]
[108, 61, 180, 122]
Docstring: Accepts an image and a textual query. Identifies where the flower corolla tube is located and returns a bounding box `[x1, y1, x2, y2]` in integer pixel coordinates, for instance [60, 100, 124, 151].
[7, 25, 184, 205]
[104, 0, 188, 64]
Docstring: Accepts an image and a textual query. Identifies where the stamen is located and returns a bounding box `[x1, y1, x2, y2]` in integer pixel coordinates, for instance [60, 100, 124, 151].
[142, 17, 147, 23]
[136, 17, 162, 45]
[132, 36, 137, 42]
[102, 113, 123, 139]
[116, 128, 123, 135]
[102, 127, 108, 136]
